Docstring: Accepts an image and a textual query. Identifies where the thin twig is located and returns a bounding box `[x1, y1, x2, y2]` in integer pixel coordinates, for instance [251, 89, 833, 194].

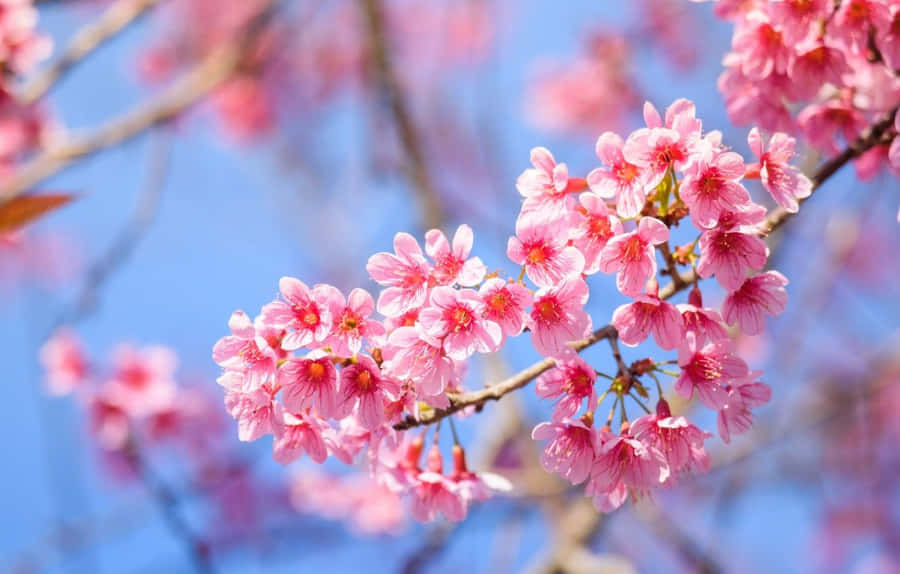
[359, 0, 445, 230]
[19, 0, 161, 104]
[394, 106, 899, 432]
[0, 0, 281, 202]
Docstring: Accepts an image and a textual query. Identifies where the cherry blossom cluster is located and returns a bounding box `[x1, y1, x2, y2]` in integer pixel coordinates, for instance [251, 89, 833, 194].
[40, 329, 223, 457]
[696, 0, 900, 178]
[214, 98, 814, 520]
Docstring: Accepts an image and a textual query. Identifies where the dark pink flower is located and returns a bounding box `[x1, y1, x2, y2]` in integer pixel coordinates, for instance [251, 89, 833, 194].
[337, 356, 401, 429]
[677, 286, 729, 345]
[532, 418, 599, 484]
[588, 425, 669, 511]
[367, 232, 432, 317]
[478, 278, 532, 338]
[527, 278, 592, 358]
[631, 401, 711, 479]
[507, 211, 585, 288]
[611, 281, 684, 350]
[424, 224, 486, 287]
[675, 334, 749, 409]
[598, 217, 669, 296]
[722, 270, 789, 335]
[680, 149, 750, 229]
[731, 10, 791, 79]
[535, 357, 598, 421]
[279, 354, 340, 418]
[697, 226, 768, 291]
[418, 286, 502, 360]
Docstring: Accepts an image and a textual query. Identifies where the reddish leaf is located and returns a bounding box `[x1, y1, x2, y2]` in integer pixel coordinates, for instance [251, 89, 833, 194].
[0, 194, 75, 234]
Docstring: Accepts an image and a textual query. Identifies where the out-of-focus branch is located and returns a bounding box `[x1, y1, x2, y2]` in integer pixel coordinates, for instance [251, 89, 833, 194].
[56, 131, 170, 328]
[0, 1, 280, 203]
[359, 0, 445, 230]
[20, 0, 161, 104]
[394, 106, 898, 432]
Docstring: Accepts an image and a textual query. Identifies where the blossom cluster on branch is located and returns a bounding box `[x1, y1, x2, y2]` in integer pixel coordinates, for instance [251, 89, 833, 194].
[700, 0, 900, 179]
[212, 98, 815, 521]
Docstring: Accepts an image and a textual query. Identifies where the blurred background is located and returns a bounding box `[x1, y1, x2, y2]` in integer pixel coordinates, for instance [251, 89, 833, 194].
[1, 0, 899, 572]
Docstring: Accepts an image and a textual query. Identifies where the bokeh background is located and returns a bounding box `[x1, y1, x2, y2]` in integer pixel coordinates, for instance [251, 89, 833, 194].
[2, 1, 899, 572]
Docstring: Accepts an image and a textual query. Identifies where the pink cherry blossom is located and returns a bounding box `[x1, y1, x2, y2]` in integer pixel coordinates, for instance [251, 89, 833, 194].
[680, 149, 750, 229]
[587, 132, 648, 218]
[272, 411, 330, 464]
[382, 326, 458, 401]
[623, 99, 702, 189]
[677, 286, 730, 345]
[527, 278, 592, 358]
[224, 386, 282, 442]
[507, 211, 585, 288]
[367, 232, 432, 317]
[278, 354, 340, 418]
[631, 400, 711, 479]
[718, 373, 772, 443]
[425, 224, 486, 287]
[676, 334, 749, 410]
[611, 280, 684, 350]
[570, 193, 624, 274]
[338, 355, 400, 429]
[410, 445, 466, 522]
[747, 128, 813, 213]
[831, 0, 891, 52]
[588, 425, 669, 511]
[260, 277, 337, 351]
[107, 344, 177, 416]
[516, 146, 578, 216]
[325, 287, 384, 356]
[40, 328, 88, 396]
[731, 10, 791, 79]
[532, 418, 599, 484]
[478, 278, 532, 338]
[418, 286, 502, 360]
[722, 270, 789, 335]
[697, 225, 768, 291]
[212, 310, 279, 391]
[451, 445, 512, 504]
[535, 357, 598, 421]
[598, 217, 668, 296]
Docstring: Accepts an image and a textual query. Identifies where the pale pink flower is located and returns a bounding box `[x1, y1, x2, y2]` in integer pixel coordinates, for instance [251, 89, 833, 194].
[451, 445, 513, 503]
[224, 386, 282, 442]
[675, 334, 749, 409]
[532, 419, 599, 484]
[611, 280, 684, 350]
[213, 310, 279, 391]
[722, 270, 789, 335]
[527, 278, 592, 358]
[535, 357, 598, 421]
[272, 411, 330, 464]
[478, 278, 532, 337]
[587, 132, 648, 218]
[570, 193, 624, 273]
[631, 400, 711, 479]
[279, 354, 340, 418]
[623, 99, 702, 188]
[731, 10, 791, 79]
[338, 355, 401, 429]
[367, 232, 432, 316]
[40, 328, 88, 396]
[87, 393, 131, 451]
[598, 217, 669, 296]
[516, 146, 577, 216]
[697, 226, 768, 291]
[410, 445, 466, 522]
[324, 287, 384, 356]
[260, 277, 337, 351]
[677, 286, 730, 345]
[424, 224, 486, 287]
[588, 425, 669, 511]
[107, 344, 177, 416]
[382, 326, 458, 401]
[747, 128, 813, 213]
[680, 149, 750, 229]
[507, 211, 585, 288]
[717, 374, 772, 443]
[418, 286, 502, 360]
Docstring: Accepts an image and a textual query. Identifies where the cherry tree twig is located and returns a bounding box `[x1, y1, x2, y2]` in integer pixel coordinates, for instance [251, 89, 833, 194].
[20, 0, 162, 104]
[0, 0, 282, 203]
[394, 105, 899, 432]
[359, 0, 445, 230]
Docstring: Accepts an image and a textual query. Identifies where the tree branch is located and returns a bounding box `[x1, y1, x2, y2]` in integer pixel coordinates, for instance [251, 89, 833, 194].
[359, 0, 445, 230]
[20, 0, 161, 104]
[393, 105, 899, 432]
[0, 0, 280, 203]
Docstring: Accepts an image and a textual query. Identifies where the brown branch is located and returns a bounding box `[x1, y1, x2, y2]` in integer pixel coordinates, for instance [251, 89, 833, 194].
[394, 106, 899, 432]
[0, 0, 280, 203]
[359, 0, 445, 230]
[19, 0, 161, 104]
